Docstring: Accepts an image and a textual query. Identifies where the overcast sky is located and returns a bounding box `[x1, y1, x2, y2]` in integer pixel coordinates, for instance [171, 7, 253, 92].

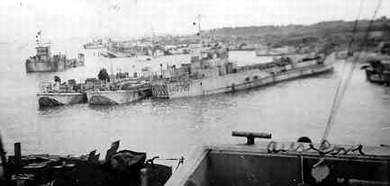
[0, 0, 389, 41]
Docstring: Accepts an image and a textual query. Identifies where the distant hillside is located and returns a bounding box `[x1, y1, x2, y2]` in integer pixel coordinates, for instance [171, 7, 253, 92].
[201, 18, 390, 50]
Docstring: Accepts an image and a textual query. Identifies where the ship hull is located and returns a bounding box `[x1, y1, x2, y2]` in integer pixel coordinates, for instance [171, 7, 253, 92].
[26, 61, 58, 72]
[152, 63, 333, 99]
[87, 89, 151, 105]
[105, 50, 133, 58]
[25, 56, 84, 73]
[83, 45, 105, 49]
[26, 61, 84, 73]
[37, 92, 87, 107]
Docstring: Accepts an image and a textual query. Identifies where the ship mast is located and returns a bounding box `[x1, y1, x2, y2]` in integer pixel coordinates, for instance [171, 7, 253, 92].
[35, 31, 42, 46]
[151, 25, 156, 44]
[193, 13, 202, 42]
[347, 0, 365, 56]
[196, 14, 201, 36]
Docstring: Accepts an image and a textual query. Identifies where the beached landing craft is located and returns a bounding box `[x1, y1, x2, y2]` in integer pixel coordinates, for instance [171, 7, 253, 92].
[151, 44, 333, 99]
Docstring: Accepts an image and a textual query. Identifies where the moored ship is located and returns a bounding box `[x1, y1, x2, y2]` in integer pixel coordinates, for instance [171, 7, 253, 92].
[361, 42, 390, 85]
[25, 32, 85, 73]
[151, 44, 333, 99]
[87, 79, 151, 105]
[83, 39, 106, 49]
[363, 59, 390, 85]
[37, 79, 87, 107]
[255, 45, 296, 56]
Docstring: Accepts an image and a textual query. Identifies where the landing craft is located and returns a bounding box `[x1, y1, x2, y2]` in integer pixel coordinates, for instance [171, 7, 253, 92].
[37, 78, 87, 107]
[151, 43, 333, 99]
[86, 80, 152, 105]
[362, 42, 390, 85]
[25, 32, 85, 73]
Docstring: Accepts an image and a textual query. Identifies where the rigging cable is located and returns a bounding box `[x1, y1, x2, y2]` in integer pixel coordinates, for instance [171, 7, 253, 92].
[347, 0, 365, 55]
[320, 0, 382, 146]
[359, 0, 383, 52]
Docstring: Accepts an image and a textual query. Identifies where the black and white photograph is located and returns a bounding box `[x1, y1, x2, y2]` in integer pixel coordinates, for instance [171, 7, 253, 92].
[0, 0, 389, 185]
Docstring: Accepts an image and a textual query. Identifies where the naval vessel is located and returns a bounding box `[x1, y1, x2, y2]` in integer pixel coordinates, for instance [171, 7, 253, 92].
[151, 44, 333, 99]
[25, 32, 85, 73]
[37, 79, 87, 107]
[361, 42, 390, 85]
[86, 79, 151, 105]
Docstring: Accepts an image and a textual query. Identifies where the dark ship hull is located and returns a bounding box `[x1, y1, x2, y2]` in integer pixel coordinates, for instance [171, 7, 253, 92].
[363, 59, 390, 85]
[25, 58, 85, 73]
[365, 69, 390, 85]
[37, 92, 87, 107]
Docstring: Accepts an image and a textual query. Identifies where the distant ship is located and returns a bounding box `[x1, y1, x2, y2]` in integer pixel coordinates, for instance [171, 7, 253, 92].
[362, 42, 390, 85]
[255, 45, 296, 56]
[151, 43, 333, 99]
[363, 59, 390, 85]
[102, 49, 134, 58]
[83, 39, 106, 49]
[25, 32, 85, 73]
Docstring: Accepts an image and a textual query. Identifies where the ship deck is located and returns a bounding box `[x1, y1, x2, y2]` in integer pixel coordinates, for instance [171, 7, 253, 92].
[167, 141, 390, 186]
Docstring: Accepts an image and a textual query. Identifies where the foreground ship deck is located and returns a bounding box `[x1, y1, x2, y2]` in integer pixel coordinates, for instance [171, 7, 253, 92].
[167, 133, 390, 186]
[0, 141, 172, 186]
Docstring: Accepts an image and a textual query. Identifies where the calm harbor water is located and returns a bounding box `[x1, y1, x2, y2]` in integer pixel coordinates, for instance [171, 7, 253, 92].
[0, 40, 390, 161]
